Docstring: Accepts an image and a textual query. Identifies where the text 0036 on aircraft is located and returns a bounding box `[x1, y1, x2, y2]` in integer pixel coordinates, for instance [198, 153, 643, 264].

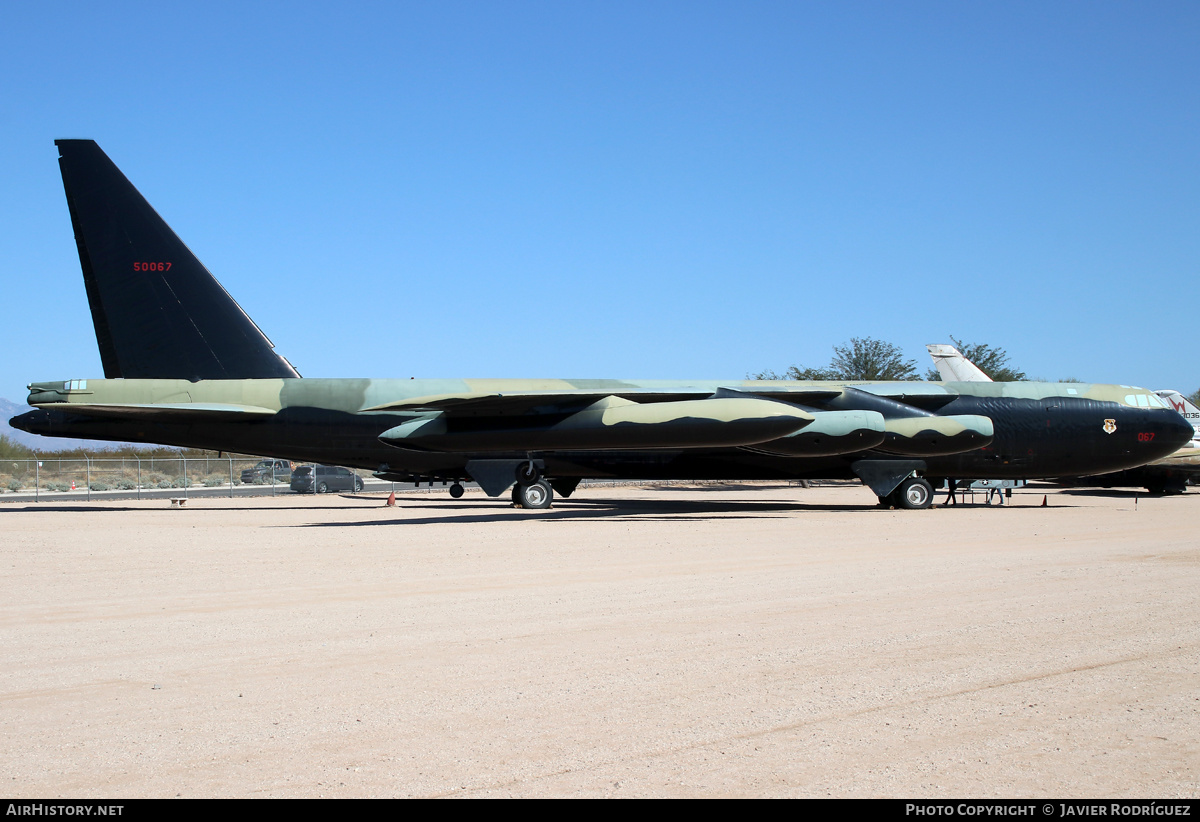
[10, 141, 1193, 509]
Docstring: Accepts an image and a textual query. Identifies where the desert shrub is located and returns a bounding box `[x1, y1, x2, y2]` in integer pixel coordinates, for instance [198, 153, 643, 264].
[203, 474, 225, 487]
[90, 482, 110, 491]
[171, 476, 191, 488]
[7, 479, 21, 492]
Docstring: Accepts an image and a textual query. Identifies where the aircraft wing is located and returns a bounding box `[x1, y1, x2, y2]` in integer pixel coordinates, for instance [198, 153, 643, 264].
[361, 386, 846, 416]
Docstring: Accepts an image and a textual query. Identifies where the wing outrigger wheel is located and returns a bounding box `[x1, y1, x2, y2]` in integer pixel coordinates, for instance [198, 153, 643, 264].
[512, 480, 553, 509]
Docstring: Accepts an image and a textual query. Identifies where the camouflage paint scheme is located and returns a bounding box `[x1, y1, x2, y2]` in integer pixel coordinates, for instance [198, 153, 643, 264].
[9, 141, 1195, 508]
[20, 376, 1190, 492]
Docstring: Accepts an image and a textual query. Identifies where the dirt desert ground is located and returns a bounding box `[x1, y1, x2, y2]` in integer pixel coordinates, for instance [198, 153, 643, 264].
[1, 482, 1197, 798]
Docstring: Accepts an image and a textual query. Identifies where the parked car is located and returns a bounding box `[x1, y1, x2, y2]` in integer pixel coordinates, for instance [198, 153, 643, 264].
[241, 459, 293, 484]
[290, 464, 364, 494]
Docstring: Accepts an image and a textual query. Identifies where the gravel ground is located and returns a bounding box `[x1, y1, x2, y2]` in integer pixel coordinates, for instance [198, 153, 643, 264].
[1, 483, 1196, 798]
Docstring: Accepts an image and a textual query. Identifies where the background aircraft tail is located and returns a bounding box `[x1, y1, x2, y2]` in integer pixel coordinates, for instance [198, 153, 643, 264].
[925, 344, 991, 382]
[55, 140, 300, 380]
[1154, 390, 1200, 446]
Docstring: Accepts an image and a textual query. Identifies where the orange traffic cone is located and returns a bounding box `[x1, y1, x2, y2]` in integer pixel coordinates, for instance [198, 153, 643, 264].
[385, 491, 396, 507]
[1041, 495, 1047, 507]
[70, 481, 76, 491]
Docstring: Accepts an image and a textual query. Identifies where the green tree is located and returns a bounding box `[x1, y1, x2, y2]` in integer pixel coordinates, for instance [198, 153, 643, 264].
[749, 365, 836, 381]
[827, 337, 919, 380]
[0, 434, 34, 460]
[950, 336, 1026, 381]
[1187, 388, 1200, 406]
[752, 337, 918, 382]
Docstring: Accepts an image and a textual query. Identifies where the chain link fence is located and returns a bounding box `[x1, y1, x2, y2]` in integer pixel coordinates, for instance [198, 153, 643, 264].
[0, 456, 325, 500]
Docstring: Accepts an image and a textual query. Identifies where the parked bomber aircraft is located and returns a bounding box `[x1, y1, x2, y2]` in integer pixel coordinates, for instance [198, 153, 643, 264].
[9, 141, 1194, 509]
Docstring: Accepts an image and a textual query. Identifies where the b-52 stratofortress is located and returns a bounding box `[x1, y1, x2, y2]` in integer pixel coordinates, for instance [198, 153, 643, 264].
[9, 141, 1193, 509]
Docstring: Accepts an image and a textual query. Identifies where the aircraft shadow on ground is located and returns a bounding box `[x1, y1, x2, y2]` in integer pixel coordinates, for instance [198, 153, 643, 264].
[299, 495, 915, 527]
[0, 495, 395, 515]
[1, 492, 1089, 521]
[1055, 488, 1190, 499]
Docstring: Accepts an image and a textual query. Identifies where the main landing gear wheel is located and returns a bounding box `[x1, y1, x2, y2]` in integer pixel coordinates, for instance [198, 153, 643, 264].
[449, 482, 465, 499]
[896, 477, 933, 510]
[512, 480, 553, 509]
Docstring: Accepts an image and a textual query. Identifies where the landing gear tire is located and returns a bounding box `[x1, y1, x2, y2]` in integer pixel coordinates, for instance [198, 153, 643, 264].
[449, 482, 464, 499]
[896, 477, 933, 510]
[512, 480, 553, 509]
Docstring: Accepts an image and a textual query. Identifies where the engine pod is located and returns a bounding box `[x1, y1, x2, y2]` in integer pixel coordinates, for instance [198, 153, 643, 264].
[748, 410, 887, 457]
[876, 414, 994, 456]
[379, 396, 815, 452]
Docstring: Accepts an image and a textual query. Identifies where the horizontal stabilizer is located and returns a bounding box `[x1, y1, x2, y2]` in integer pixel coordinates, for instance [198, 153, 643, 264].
[32, 402, 278, 421]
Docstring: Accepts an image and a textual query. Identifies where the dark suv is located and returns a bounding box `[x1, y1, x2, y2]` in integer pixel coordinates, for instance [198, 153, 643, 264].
[241, 459, 293, 484]
[290, 465, 364, 494]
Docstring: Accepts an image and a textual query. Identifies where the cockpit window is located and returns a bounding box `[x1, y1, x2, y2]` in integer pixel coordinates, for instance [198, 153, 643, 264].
[1124, 393, 1167, 408]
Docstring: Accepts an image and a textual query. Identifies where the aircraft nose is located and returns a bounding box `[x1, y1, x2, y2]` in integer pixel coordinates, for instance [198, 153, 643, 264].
[1161, 408, 1195, 449]
[1129, 407, 1195, 459]
[9, 410, 49, 435]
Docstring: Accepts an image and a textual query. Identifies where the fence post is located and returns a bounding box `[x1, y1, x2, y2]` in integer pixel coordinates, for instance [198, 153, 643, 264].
[35, 459, 39, 503]
[86, 455, 91, 501]
[228, 456, 234, 498]
[136, 456, 141, 501]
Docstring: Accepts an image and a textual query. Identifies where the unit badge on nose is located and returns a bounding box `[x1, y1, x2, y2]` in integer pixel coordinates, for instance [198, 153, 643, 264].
[1103, 419, 1117, 434]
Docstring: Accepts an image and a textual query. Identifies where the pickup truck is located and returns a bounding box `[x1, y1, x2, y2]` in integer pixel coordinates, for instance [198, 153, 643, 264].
[240, 459, 293, 484]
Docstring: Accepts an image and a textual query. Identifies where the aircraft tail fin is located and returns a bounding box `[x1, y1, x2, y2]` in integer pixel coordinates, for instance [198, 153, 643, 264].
[55, 140, 300, 380]
[925, 344, 992, 383]
[1154, 390, 1200, 443]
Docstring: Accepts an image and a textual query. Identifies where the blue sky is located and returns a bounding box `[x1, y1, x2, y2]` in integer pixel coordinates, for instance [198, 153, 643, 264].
[2, 1, 1197, 403]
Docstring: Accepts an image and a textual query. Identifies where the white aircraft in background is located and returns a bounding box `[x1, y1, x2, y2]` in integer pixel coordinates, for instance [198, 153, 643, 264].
[926, 344, 993, 383]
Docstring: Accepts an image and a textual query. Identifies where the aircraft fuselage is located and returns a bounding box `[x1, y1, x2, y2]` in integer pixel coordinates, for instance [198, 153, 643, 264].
[13, 377, 1191, 488]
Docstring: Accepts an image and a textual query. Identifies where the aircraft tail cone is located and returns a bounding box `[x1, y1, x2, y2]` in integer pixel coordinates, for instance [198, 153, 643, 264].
[386, 491, 396, 507]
